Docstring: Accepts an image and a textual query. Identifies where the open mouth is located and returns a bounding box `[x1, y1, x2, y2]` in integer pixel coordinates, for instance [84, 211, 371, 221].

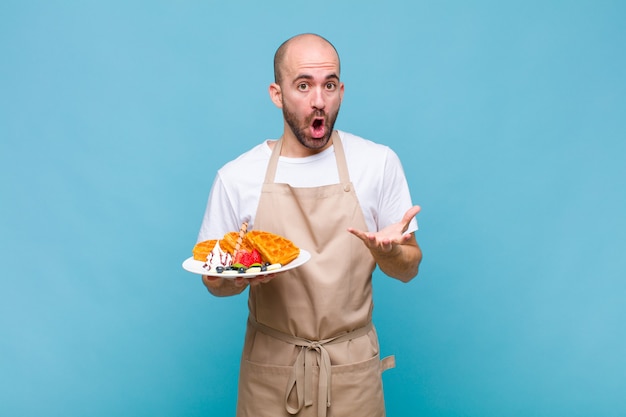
[311, 118, 325, 138]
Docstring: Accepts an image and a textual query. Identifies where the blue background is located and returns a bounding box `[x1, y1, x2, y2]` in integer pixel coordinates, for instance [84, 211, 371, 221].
[1, 1, 625, 416]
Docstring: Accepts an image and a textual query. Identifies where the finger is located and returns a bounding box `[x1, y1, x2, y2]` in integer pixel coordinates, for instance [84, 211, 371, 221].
[347, 227, 365, 238]
[202, 275, 224, 289]
[263, 272, 279, 283]
[380, 239, 393, 252]
[404, 205, 421, 222]
[400, 205, 421, 231]
[364, 233, 377, 246]
[251, 275, 273, 286]
[203, 274, 221, 283]
[347, 228, 370, 245]
[401, 232, 413, 243]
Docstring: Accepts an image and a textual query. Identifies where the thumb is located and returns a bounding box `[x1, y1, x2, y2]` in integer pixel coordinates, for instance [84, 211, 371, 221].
[401, 205, 421, 232]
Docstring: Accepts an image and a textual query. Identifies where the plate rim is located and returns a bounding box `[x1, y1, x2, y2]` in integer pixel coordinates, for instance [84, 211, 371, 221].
[182, 249, 311, 278]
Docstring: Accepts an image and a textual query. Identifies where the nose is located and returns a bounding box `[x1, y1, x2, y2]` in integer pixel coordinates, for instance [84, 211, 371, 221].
[310, 86, 326, 110]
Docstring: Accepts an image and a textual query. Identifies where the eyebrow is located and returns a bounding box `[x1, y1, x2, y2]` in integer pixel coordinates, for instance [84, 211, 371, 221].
[294, 73, 340, 82]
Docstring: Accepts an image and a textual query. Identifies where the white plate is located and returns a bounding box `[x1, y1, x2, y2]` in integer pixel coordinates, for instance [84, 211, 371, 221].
[182, 249, 311, 278]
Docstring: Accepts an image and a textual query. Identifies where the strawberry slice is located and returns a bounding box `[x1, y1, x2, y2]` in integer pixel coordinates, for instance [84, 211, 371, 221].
[234, 250, 255, 267]
[241, 251, 255, 267]
[233, 250, 246, 266]
[232, 249, 263, 268]
[250, 248, 263, 265]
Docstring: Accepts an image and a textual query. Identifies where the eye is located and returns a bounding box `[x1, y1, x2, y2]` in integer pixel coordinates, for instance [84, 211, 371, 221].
[325, 82, 337, 91]
[297, 83, 309, 91]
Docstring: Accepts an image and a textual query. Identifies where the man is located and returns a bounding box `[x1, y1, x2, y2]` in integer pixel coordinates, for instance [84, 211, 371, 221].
[197, 33, 422, 417]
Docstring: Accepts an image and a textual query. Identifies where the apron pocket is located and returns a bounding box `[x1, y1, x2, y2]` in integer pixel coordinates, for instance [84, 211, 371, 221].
[237, 359, 293, 417]
[328, 353, 387, 417]
[237, 353, 389, 417]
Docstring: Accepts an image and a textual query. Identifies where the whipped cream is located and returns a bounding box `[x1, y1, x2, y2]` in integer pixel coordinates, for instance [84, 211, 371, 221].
[203, 242, 232, 272]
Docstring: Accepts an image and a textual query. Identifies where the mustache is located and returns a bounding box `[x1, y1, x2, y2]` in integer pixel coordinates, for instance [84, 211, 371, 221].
[307, 110, 326, 122]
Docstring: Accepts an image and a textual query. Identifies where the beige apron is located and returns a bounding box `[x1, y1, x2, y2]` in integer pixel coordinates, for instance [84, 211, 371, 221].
[236, 132, 395, 417]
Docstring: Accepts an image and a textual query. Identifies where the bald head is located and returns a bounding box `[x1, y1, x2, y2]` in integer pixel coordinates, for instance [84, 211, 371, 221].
[273, 33, 341, 84]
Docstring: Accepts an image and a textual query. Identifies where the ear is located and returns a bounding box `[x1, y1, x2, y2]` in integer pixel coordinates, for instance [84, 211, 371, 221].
[269, 83, 283, 109]
[339, 82, 345, 103]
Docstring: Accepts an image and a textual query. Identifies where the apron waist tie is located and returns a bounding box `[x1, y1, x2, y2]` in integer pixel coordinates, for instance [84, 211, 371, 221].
[248, 316, 373, 417]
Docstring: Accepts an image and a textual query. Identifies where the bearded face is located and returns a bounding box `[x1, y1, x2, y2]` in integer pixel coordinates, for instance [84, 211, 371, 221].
[270, 35, 344, 152]
[282, 102, 340, 150]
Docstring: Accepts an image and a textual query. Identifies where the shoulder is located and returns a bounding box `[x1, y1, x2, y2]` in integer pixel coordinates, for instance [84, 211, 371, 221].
[217, 141, 272, 182]
[340, 130, 394, 154]
[338, 130, 400, 167]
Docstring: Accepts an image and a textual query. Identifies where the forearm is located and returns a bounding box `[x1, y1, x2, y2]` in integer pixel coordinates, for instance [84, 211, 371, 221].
[374, 234, 422, 283]
[202, 275, 248, 297]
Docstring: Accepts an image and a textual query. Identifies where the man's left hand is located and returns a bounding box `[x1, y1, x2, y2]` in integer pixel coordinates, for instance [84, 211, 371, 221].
[347, 205, 422, 281]
[347, 205, 420, 255]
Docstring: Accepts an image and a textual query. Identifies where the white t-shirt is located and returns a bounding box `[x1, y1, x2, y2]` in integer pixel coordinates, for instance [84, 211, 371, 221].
[197, 130, 417, 242]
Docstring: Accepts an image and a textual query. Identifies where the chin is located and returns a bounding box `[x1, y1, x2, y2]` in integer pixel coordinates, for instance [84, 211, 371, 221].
[303, 134, 332, 150]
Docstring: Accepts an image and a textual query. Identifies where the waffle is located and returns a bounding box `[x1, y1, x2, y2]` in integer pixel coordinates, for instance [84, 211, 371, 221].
[246, 230, 300, 265]
[192, 239, 217, 261]
[219, 231, 255, 255]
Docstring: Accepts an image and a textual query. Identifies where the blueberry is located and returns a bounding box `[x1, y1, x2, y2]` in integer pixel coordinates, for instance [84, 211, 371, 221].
[216, 266, 224, 273]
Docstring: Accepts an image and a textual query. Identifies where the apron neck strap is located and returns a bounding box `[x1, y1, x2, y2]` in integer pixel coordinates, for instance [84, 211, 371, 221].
[264, 131, 350, 184]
